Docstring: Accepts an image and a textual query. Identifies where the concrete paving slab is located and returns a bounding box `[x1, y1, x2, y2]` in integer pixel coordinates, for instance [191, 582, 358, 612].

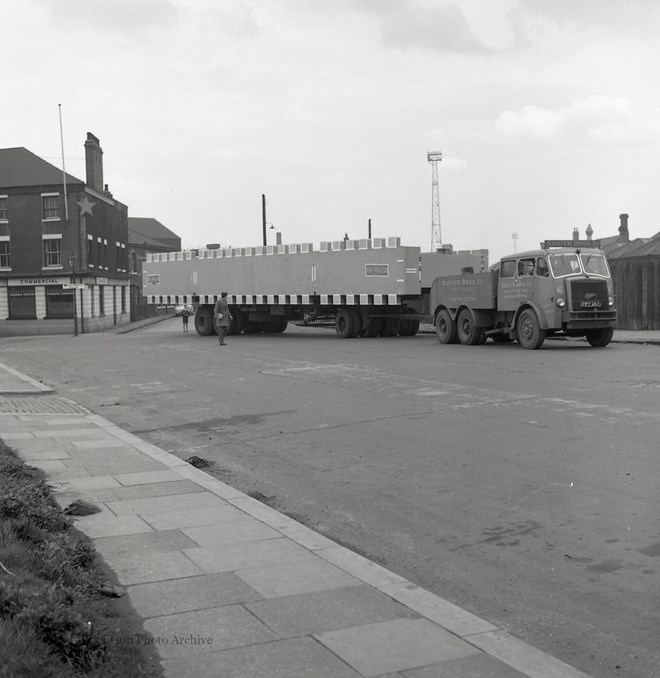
[236, 552, 361, 598]
[103, 549, 204, 585]
[20, 448, 71, 461]
[74, 459, 169, 475]
[128, 572, 263, 618]
[58, 475, 121, 490]
[161, 636, 362, 678]
[111, 479, 205, 501]
[0, 431, 35, 439]
[246, 584, 418, 637]
[26, 459, 70, 473]
[316, 618, 480, 677]
[73, 438, 130, 449]
[143, 504, 248, 530]
[401, 652, 529, 677]
[45, 417, 90, 426]
[144, 605, 277, 659]
[74, 512, 155, 539]
[106, 491, 231, 517]
[181, 518, 282, 548]
[33, 428, 106, 438]
[113, 469, 186, 486]
[54, 488, 120, 505]
[93, 529, 199, 558]
[183, 537, 313, 574]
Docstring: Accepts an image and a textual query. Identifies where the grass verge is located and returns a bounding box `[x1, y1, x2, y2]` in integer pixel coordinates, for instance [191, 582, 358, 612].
[0, 440, 163, 678]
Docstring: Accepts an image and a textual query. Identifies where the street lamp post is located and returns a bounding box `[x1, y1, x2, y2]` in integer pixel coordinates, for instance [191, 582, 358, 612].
[67, 256, 78, 336]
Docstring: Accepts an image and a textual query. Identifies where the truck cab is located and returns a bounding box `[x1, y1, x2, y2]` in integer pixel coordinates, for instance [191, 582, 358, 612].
[431, 240, 617, 349]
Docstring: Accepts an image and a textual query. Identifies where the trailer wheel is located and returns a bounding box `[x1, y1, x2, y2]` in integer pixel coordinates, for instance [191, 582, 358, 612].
[517, 309, 545, 350]
[399, 309, 420, 336]
[585, 327, 613, 347]
[362, 317, 380, 338]
[336, 308, 356, 338]
[194, 307, 216, 336]
[457, 309, 483, 346]
[379, 317, 399, 337]
[275, 318, 288, 333]
[435, 309, 457, 344]
[348, 308, 362, 337]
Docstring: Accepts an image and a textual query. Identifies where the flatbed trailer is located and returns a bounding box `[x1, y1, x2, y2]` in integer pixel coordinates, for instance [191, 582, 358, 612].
[143, 237, 487, 338]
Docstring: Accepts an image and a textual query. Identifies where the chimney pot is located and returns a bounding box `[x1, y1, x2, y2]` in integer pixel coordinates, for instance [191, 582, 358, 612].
[618, 213, 630, 243]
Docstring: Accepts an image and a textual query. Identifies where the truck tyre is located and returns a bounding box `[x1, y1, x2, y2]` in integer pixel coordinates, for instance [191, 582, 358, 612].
[194, 307, 216, 336]
[517, 309, 545, 349]
[348, 308, 362, 337]
[457, 309, 482, 345]
[435, 309, 457, 344]
[336, 308, 356, 338]
[585, 327, 613, 347]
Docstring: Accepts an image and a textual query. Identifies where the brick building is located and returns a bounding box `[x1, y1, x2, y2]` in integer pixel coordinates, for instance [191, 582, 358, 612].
[0, 133, 130, 336]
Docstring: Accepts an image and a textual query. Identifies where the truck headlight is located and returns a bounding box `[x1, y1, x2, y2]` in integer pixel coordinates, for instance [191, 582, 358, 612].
[556, 297, 566, 308]
[608, 296, 614, 307]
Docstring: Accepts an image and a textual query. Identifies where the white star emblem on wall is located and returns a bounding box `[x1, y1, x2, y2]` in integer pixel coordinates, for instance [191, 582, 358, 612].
[77, 195, 96, 216]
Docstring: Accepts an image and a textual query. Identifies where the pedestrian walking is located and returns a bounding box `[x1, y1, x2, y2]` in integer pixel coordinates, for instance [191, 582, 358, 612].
[213, 292, 232, 345]
[181, 305, 190, 332]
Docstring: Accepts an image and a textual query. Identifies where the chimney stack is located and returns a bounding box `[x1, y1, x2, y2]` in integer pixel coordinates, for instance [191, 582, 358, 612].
[618, 213, 630, 243]
[572, 227, 580, 242]
[84, 133, 103, 193]
[585, 224, 593, 242]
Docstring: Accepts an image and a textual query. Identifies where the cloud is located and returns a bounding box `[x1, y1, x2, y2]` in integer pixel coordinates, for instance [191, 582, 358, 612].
[350, 0, 493, 54]
[495, 96, 660, 147]
[32, 0, 178, 35]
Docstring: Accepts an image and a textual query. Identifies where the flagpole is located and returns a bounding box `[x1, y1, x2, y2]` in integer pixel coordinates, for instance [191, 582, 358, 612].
[58, 104, 69, 220]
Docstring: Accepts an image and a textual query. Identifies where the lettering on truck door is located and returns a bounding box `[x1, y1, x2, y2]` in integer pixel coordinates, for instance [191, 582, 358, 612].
[497, 258, 533, 312]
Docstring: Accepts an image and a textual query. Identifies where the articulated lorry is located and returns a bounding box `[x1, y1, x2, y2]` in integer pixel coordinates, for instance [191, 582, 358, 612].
[143, 237, 487, 339]
[430, 240, 617, 349]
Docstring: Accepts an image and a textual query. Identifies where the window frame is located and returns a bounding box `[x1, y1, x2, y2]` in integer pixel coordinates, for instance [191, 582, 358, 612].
[0, 195, 7, 221]
[42, 235, 63, 268]
[0, 237, 9, 269]
[41, 193, 60, 221]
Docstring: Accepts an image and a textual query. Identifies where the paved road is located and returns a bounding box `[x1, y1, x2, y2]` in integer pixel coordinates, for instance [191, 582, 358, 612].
[2, 321, 659, 678]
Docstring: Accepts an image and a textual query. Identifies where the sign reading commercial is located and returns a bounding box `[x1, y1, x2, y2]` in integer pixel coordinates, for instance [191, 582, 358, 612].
[8, 277, 60, 286]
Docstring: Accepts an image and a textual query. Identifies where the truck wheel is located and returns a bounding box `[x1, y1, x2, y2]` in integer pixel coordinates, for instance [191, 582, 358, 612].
[399, 309, 420, 336]
[585, 327, 613, 347]
[336, 308, 356, 338]
[435, 309, 457, 344]
[457, 309, 482, 345]
[517, 309, 545, 349]
[194, 307, 216, 336]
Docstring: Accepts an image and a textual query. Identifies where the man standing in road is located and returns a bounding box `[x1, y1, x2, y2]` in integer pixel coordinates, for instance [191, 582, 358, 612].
[214, 292, 232, 346]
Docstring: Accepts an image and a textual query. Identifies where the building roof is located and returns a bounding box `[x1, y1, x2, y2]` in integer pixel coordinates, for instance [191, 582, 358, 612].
[608, 234, 660, 258]
[0, 146, 83, 189]
[128, 217, 181, 251]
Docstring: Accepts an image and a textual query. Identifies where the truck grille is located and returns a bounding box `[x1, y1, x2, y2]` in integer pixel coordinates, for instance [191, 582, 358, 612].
[570, 279, 609, 312]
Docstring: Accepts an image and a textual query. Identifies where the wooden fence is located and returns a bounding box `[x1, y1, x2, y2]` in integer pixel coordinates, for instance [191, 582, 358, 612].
[609, 257, 660, 330]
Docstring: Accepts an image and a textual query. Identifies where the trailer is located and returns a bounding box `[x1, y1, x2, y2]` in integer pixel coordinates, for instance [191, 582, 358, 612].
[143, 237, 487, 339]
[430, 240, 617, 349]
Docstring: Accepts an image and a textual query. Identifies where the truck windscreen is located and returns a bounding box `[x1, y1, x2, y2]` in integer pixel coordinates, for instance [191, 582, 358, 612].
[548, 253, 581, 278]
[580, 253, 610, 277]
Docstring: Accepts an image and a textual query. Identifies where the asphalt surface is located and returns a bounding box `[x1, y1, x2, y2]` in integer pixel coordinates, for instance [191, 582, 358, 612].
[1, 320, 659, 678]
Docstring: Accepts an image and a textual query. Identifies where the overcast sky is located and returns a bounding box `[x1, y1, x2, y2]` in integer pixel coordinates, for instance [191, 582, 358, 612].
[3, 0, 659, 261]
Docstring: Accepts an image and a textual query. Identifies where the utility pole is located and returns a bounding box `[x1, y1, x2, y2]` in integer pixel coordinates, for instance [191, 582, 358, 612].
[427, 152, 442, 250]
[512, 232, 518, 253]
[262, 194, 267, 246]
[368, 218, 372, 239]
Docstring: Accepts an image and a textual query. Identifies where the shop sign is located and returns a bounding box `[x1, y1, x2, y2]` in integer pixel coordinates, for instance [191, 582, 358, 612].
[96, 277, 109, 285]
[8, 277, 61, 286]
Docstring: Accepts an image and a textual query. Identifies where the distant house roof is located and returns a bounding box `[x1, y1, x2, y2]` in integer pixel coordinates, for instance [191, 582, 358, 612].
[0, 147, 83, 189]
[128, 217, 181, 251]
[608, 234, 660, 258]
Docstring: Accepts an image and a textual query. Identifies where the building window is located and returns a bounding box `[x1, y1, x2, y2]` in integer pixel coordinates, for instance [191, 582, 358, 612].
[0, 196, 7, 221]
[42, 195, 60, 220]
[0, 240, 9, 268]
[121, 285, 127, 313]
[87, 236, 94, 267]
[45, 285, 74, 319]
[43, 236, 62, 267]
[131, 251, 138, 274]
[8, 286, 36, 319]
